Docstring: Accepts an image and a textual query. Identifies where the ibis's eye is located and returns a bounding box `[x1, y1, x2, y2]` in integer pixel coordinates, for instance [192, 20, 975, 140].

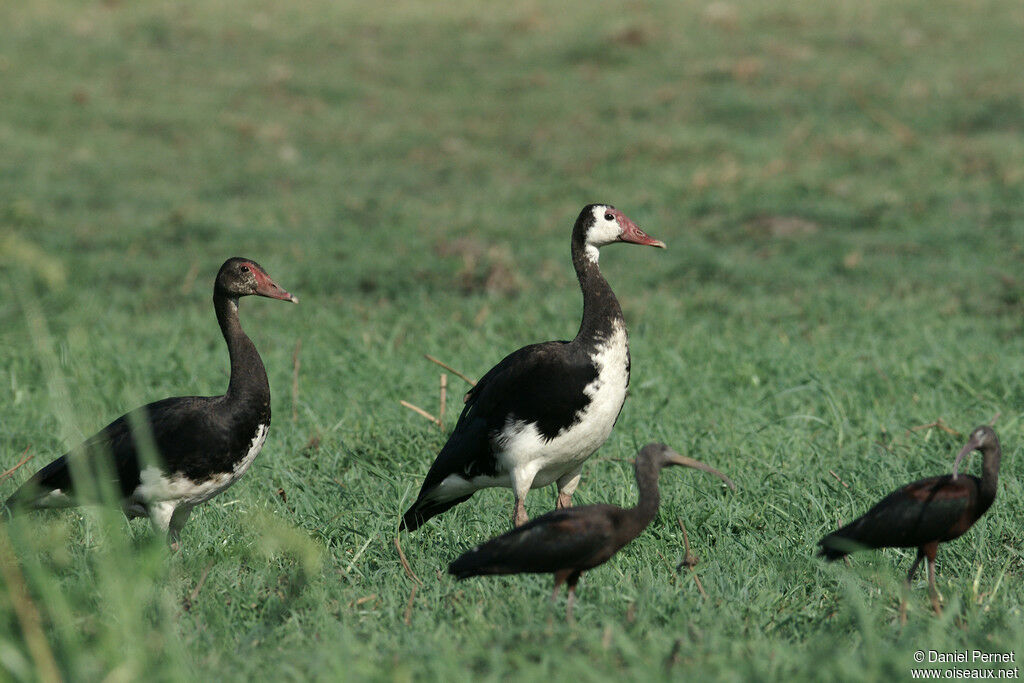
[240, 265, 250, 273]
[604, 213, 614, 221]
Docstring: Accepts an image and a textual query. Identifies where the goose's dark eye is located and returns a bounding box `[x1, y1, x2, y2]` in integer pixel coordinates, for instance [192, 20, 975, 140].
[604, 213, 614, 221]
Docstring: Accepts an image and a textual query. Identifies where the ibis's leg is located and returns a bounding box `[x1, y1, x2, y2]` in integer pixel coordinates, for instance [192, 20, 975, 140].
[923, 542, 941, 616]
[565, 571, 582, 624]
[166, 506, 192, 553]
[555, 467, 583, 510]
[901, 548, 926, 624]
[551, 570, 570, 602]
[511, 467, 538, 528]
[906, 548, 925, 584]
[547, 570, 571, 628]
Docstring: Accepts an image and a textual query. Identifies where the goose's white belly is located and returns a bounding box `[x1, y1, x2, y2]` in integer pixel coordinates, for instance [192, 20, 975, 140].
[498, 322, 629, 486]
[429, 324, 629, 501]
[131, 423, 269, 508]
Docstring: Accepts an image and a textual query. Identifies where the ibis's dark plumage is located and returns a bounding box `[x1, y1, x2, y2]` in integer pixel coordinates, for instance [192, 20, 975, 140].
[2, 258, 297, 550]
[448, 443, 735, 621]
[818, 425, 1001, 614]
[402, 205, 666, 531]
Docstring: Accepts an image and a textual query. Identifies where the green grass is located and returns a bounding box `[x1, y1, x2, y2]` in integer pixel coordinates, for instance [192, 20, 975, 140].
[1, 0, 1023, 679]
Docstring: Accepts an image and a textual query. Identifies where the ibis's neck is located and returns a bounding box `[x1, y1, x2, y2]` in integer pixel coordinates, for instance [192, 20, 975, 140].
[214, 293, 270, 408]
[571, 238, 624, 345]
[623, 458, 662, 539]
[977, 444, 1001, 513]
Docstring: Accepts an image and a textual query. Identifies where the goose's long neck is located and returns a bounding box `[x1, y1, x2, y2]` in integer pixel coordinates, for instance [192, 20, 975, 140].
[571, 238, 624, 345]
[214, 293, 270, 409]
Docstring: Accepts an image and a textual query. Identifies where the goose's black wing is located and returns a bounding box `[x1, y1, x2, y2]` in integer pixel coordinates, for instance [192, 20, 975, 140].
[3, 396, 226, 513]
[401, 341, 596, 531]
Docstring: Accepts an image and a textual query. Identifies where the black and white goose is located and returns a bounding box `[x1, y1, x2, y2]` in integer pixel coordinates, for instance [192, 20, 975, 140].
[2, 258, 297, 550]
[401, 204, 665, 531]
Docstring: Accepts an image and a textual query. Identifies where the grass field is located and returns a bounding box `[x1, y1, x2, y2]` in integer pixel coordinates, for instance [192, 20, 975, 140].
[1, 0, 1023, 679]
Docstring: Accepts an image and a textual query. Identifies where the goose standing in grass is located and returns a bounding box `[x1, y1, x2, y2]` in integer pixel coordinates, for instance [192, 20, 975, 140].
[448, 443, 735, 621]
[2, 258, 297, 551]
[401, 205, 666, 531]
[818, 425, 1001, 615]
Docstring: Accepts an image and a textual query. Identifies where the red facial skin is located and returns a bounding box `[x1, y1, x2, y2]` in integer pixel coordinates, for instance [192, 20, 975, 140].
[249, 264, 298, 303]
[609, 208, 666, 248]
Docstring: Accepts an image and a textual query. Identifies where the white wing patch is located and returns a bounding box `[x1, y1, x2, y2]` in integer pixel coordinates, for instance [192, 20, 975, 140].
[35, 489, 75, 509]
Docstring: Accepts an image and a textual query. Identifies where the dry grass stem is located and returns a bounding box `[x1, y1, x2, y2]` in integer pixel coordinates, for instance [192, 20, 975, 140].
[394, 536, 423, 587]
[400, 400, 440, 428]
[908, 419, 960, 437]
[404, 584, 418, 626]
[439, 373, 447, 426]
[676, 519, 706, 598]
[1, 447, 33, 483]
[424, 354, 477, 387]
[183, 560, 216, 611]
[829, 470, 849, 488]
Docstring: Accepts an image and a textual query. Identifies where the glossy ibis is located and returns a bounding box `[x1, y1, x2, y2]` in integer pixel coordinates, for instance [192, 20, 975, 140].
[2, 258, 297, 551]
[818, 425, 1001, 615]
[448, 443, 735, 621]
[402, 205, 665, 531]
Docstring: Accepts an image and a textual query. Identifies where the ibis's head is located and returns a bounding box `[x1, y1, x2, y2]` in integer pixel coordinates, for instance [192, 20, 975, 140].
[952, 425, 1000, 479]
[636, 443, 736, 491]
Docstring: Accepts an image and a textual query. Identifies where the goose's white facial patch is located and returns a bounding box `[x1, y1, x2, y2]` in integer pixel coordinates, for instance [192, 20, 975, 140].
[584, 206, 622, 251]
[132, 423, 269, 507]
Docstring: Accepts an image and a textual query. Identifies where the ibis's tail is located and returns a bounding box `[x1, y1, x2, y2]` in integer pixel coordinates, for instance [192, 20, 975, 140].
[448, 545, 499, 580]
[816, 531, 863, 561]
